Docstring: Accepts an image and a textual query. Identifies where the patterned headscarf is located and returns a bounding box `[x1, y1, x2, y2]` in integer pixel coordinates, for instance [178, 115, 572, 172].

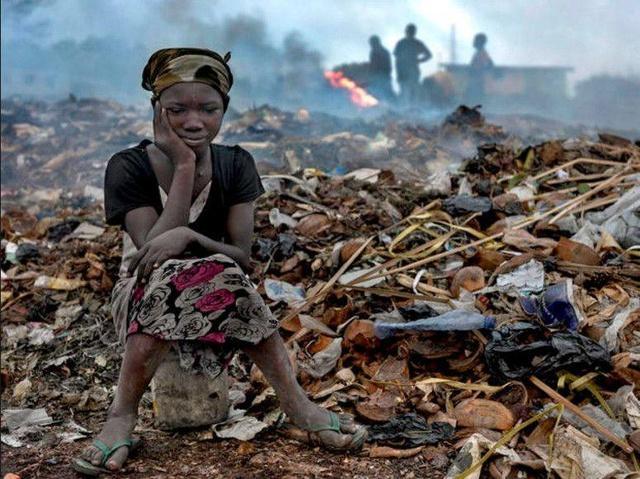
[142, 48, 233, 110]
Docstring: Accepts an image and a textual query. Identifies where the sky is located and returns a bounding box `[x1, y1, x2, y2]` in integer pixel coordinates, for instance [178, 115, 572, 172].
[2, 0, 639, 105]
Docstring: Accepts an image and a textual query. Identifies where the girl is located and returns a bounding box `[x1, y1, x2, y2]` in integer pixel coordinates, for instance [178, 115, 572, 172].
[73, 48, 366, 476]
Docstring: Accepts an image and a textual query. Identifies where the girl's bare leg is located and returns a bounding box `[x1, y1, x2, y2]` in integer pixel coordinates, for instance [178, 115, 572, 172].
[243, 332, 362, 449]
[81, 330, 361, 469]
[81, 334, 170, 470]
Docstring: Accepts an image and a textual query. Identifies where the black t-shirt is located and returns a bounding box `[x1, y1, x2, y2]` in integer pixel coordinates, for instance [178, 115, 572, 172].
[104, 139, 265, 241]
[393, 38, 431, 79]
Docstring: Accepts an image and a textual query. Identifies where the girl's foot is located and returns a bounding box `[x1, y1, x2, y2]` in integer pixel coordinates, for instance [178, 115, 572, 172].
[285, 401, 367, 451]
[77, 412, 138, 471]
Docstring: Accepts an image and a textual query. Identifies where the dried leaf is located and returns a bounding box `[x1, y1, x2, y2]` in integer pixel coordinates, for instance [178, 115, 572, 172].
[454, 399, 515, 431]
[369, 445, 425, 458]
[556, 238, 601, 266]
[12, 378, 32, 403]
[356, 389, 398, 422]
[343, 319, 378, 348]
[450, 266, 485, 298]
[340, 238, 367, 264]
[295, 214, 331, 237]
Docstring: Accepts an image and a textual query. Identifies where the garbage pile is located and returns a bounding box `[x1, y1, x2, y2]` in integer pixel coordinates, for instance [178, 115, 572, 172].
[1, 97, 150, 191]
[2, 98, 640, 478]
[3, 97, 521, 191]
[222, 104, 510, 177]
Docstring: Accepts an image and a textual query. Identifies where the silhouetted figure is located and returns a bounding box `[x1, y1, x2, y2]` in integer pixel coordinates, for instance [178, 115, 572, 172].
[368, 35, 394, 101]
[393, 24, 432, 105]
[467, 33, 494, 105]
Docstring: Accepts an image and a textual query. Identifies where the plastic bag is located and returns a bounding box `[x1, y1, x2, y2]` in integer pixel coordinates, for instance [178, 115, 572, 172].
[368, 413, 454, 448]
[442, 195, 492, 216]
[519, 280, 583, 330]
[484, 322, 611, 382]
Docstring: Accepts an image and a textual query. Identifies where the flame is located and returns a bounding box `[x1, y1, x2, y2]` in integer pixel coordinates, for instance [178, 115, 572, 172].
[324, 70, 379, 108]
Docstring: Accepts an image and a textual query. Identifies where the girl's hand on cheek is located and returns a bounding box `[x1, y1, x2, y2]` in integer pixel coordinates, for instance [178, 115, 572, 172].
[153, 101, 195, 167]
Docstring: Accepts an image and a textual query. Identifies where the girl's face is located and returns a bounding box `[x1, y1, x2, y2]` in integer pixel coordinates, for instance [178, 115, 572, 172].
[159, 82, 224, 154]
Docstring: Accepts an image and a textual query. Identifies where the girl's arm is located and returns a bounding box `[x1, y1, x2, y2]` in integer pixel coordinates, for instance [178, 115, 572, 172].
[188, 202, 254, 272]
[141, 161, 194, 242]
[124, 160, 193, 249]
[126, 103, 196, 249]
[126, 202, 254, 281]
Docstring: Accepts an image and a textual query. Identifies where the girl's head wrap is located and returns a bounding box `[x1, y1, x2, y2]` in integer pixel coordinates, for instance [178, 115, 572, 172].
[142, 48, 233, 110]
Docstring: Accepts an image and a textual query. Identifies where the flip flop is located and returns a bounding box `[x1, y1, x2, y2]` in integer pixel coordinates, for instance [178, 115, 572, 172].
[71, 437, 142, 477]
[282, 412, 367, 452]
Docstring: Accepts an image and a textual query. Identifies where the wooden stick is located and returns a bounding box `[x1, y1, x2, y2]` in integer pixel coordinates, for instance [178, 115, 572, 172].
[1, 291, 34, 312]
[531, 187, 578, 200]
[573, 195, 619, 215]
[498, 158, 625, 184]
[548, 167, 629, 224]
[390, 231, 455, 260]
[314, 236, 375, 299]
[282, 235, 374, 344]
[345, 218, 479, 287]
[531, 179, 636, 201]
[335, 284, 447, 302]
[530, 376, 633, 454]
[369, 445, 425, 458]
[544, 172, 615, 185]
[281, 192, 333, 214]
[348, 231, 503, 286]
[378, 199, 440, 236]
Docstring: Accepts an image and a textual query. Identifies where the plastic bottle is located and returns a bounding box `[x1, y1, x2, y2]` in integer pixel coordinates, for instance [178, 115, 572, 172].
[374, 310, 495, 339]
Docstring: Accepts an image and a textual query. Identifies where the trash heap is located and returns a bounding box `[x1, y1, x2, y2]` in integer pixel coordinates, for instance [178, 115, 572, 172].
[2, 98, 522, 191]
[223, 104, 510, 177]
[1, 97, 150, 191]
[2, 99, 640, 478]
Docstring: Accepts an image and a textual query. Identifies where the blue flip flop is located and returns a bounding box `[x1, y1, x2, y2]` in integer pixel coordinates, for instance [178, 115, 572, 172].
[71, 437, 141, 476]
[283, 412, 367, 452]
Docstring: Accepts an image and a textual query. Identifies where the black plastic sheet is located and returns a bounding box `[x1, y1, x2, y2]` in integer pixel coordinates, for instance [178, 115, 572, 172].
[368, 413, 455, 447]
[485, 322, 611, 382]
[442, 195, 492, 216]
[46, 219, 80, 242]
[15, 243, 40, 263]
[398, 302, 439, 321]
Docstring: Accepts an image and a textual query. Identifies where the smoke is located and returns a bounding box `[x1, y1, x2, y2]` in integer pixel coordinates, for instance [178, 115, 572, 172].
[2, 0, 639, 130]
[1, 0, 329, 109]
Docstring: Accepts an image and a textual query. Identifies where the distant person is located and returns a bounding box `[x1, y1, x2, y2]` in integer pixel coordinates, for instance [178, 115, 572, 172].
[368, 35, 394, 101]
[467, 33, 494, 105]
[393, 24, 432, 105]
[470, 33, 493, 70]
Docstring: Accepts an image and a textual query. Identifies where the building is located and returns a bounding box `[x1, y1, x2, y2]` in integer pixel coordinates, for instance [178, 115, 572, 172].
[439, 63, 573, 117]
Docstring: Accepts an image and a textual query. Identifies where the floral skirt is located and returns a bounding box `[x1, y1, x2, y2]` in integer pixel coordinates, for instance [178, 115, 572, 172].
[110, 254, 279, 378]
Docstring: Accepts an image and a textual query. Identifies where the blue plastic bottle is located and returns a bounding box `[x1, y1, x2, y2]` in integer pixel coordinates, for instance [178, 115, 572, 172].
[374, 310, 496, 339]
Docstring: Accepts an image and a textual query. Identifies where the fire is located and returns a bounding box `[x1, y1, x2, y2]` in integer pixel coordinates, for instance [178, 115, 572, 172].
[324, 70, 379, 108]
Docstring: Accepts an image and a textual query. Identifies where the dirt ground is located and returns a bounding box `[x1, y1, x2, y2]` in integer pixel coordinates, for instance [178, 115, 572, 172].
[1, 409, 452, 478]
